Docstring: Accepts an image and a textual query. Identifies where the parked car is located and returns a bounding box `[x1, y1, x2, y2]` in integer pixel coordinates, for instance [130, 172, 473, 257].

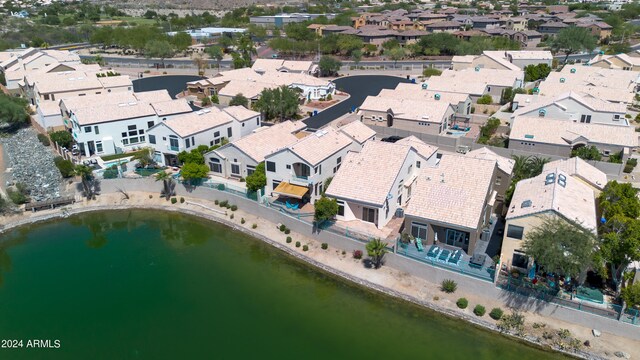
[381, 136, 403, 143]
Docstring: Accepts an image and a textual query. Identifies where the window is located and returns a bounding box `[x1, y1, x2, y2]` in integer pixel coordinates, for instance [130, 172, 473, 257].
[314, 165, 322, 175]
[580, 114, 591, 123]
[266, 161, 276, 172]
[272, 180, 281, 190]
[257, 118, 260, 125]
[169, 136, 179, 151]
[512, 251, 529, 269]
[186, 138, 191, 148]
[96, 141, 103, 153]
[496, 176, 502, 186]
[407, 164, 412, 174]
[362, 207, 377, 224]
[247, 165, 256, 176]
[242, 123, 245, 128]
[286, 164, 291, 169]
[79, 93, 86, 96]
[51, 94, 55, 101]
[506, 225, 524, 240]
[94, 126, 99, 135]
[209, 158, 222, 173]
[337, 200, 345, 216]
[149, 135, 156, 144]
[84, 126, 92, 133]
[411, 222, 428, 240]
[128, 125, 136, 131]
[231, 163, 240, 175]
[416, 161, 421, 168]
[44, 94, 50, 100]
[337, 157, 341, 164]
[227, 127, 232, 138]
[148, 121, 155, 128]
[122, 125, 145, 145]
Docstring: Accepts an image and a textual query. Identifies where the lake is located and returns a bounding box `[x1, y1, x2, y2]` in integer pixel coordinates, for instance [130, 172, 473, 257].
[0, 210, 566, 359]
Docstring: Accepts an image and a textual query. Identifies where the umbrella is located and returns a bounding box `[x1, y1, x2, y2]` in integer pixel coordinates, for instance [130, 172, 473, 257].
[528, 263, 536, 280]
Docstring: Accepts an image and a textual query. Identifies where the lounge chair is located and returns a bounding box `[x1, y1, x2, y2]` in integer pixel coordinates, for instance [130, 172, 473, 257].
[438, 249, 451, 262]
[291, 203, 299, 210]
[416, 238, 424, 252]
[426, 245, 439, 258]
[447, 250, 462, 265]
[286, 200, 293, 209]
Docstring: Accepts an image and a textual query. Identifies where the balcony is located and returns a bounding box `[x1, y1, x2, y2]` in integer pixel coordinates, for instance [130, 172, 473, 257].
[168, 145, 180, 152]
[290, 175, 310, 186]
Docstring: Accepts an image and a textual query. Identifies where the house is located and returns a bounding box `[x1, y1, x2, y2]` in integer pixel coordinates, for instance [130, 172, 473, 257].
[510, 91, 629, 126]
[452, 50, 552, 71]
[537, 21, 568, 35]
[326, 139, 437, 229]
[358, 96, 455, 135]
[425, 21, 463, 33]
[500, 169, 597, 272]
[438, 68, 524, 102]
[537, 67, 639, 104]
[264, 127, 363, 204]
[63, 91, 191, 157]
[504, 17, 528, 31]
[250, 13, 336, 28]
[542, 157, 607, 192]
[147, 106, 262, 166]
[251, 59, 317, 75]
[379, 83, 473, 117]
[470, 16, 501, 29]
[508, 116, 638, 157]
[577, 22, 612, 40]
[466, 147, 514, 202]
[588, 53, 640, 71]
[404, 154, 498, 255]
[337, 120, 377, 146]
[512, 30, 543, 48]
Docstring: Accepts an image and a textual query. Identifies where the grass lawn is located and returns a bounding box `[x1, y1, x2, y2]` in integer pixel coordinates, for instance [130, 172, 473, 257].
[101, 149, 146, 161]
[108, 16, 158, 26]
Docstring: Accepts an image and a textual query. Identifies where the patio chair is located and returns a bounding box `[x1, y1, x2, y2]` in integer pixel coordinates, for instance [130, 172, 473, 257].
[447, 250, 462, 265]
[415, 238, 424, 252]
[438, 249, 451, 262]
[291, 203, 299, 211]
[286, 200, 293, 209]
[426, 245, 439, 258]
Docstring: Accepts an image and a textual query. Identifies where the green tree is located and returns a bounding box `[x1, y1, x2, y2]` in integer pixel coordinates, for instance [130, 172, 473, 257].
[598, 216, 640, 293]
[171, 32, 193, 52]
[318, 55, 342, 77]
[571, 145, 602, 161]
[523, 217, 598, 283]
[132, 147, 155, 168]
[229, 93, 249, 107]
[524, 63, 552, 82]
[74, 164, 95, 199]
[143, 10, 158, 19]
[314, 196, 338, 223]
[155, 171, 175, 200]
[206, 45, 224, 70]
[366, 238, 388, 269]
[284, 22, 316, 41]
[181, 162, 209, 182]
[387, 47, 405, 67]
[144, 40, 176, 67]
[252, 86, 300, 121]
[600, 181, 640, 219]
[622, 282, 640, 307]
[551, 27, 597, 64]
[337, 35, 363, 55]
[0, 94, 29, 128]
[178, 149, 205, 165]
[351, 49, 363, 66]
[236, 33, 256, 67]
[49, 130, 74, 148]
[245, 162, 266, 192]
[505, 155, 549, 204]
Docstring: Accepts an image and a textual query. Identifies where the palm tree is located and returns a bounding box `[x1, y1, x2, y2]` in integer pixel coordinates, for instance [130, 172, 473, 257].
[366, 238, 388, 269]
[155, 171, 175, 200]
[74, 164, 94, 199]
[527, 156, 550, 178]
[511, 155, 531, 180]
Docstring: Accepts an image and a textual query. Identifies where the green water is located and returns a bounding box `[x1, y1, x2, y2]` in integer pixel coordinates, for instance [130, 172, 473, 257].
[0, 210, 566, 359]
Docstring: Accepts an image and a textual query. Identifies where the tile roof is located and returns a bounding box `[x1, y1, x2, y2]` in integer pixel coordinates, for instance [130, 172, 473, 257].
[72, 101, 156, 126]
[506, 50, 553, 60]
[326, 141, 413, 206]
[251, 59, 313, 73]
[542, 157, 607, 191]
[421, 76, 488, 96]
[28, 71, 104, 93]
[221, 105, 260, 121]
[405, 154, 496, 229]
[440, 68, 524, 87]
[511, 91, 627, 118]
[359, 96, 453, 123]
[216, 121, 306, 162]
[161, 108, 234, 137]
[510, 116, 639, 148]
[382, 84, 471, 104]
[396, 136, 438, 159]
[286, 126, 354, 166]
[338, 120, 376, 144]
[467, 147, 515, 174]
[506, 169, 597, 234]
[150, 99, 193, 117]
[481, 51, 522, 71]
[133, 90, 173, 103]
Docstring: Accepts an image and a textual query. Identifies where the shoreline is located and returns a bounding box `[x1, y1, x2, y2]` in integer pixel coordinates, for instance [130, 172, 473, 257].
[0, 201, 602, 360]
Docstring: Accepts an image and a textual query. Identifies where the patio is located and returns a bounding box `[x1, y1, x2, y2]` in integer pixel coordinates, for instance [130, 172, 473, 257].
[398, 241, 496, 282]
[333, 216, 404, 243]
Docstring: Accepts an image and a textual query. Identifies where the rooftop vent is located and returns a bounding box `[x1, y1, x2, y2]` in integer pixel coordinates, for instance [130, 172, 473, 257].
[521, 200, 532, 208]
[421, 83, 428, 89]
[560, 77, 565, 83]
[474, 66, 480, 72]
[128, 102, 136, 106]
[570, 68, 576, 73]
[524, 134, 534, 139]
[434, 93, 441, 100]
[533, 87, 539, 94]
[545, 173, 556, 185]
[117, 103, 127, 107]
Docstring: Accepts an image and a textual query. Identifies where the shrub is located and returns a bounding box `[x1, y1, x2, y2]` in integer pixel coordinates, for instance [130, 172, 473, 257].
[470, 106, 476, 114]
[474, 305, 486, 316]
[422, 68, 442, 77]
[53, 157, 75, 178]
[341, 250, 346, 255]
[230, 205, 237, 211]
[321, 243, 328, 250]
[440, 279, 457, 293]
[286, 236, 292, 243]
[456, 298, 468, 309]
[171, 197, 177, 204]
[219, 200, 229, 208]
[477, 94, 492, 105]
[37, 133, 50, 146]
[149, 195, 153, 199]
[103, 168, 118, 179]
[217, 183, 226, 191]
[239, 177, 245, 182]
[252, 223, 257, 229]
[225, 203, 231, 209]
[279, 224, 286, 232]
[7, 188, 28, 204]
[326, 94, 332, 101]
[230, 213, 234, 219]
[214, 200, 219, 205]
[295, 241, 301, 248]
[433, 296, 439, 301]
[284, 228, 291, 234]
[489, 308, 504, 320]
[303, 245, 309, 251]
[180, 197, 185, 203]
[241, 218, 246, 224]
[353, 250, 363, 259]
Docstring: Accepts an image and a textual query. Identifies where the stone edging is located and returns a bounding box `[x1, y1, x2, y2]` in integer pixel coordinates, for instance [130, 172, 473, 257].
[0, 204, 604, 359]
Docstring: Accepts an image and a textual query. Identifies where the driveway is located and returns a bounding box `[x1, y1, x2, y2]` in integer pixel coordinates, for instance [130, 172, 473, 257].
[303, 75, 411, 130]
[132, 75, 202, 98]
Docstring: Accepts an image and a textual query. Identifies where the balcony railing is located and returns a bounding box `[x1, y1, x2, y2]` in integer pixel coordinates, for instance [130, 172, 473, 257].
[169, 145, 180, 152]
[290, 174, 310, 185]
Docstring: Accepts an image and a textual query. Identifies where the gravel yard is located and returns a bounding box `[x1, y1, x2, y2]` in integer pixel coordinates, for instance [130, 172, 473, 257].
[1, 128, 64, 202]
